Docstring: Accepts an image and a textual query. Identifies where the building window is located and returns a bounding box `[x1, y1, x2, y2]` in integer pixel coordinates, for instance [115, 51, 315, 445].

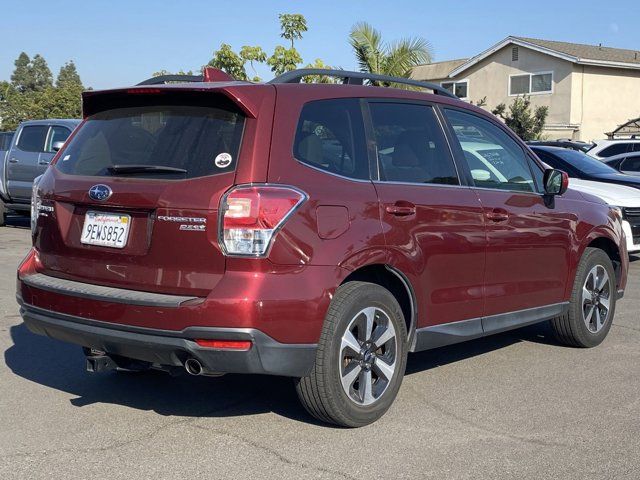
[441, 80, 468, 99]
[509, 72, 553, 95]
[512, 46, 519, 61]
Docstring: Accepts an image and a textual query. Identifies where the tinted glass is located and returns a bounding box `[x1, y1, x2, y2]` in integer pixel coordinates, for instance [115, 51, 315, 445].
[293, 98, 368, 180]
[0, 132, 13, 150]
[445, 109, 535, 192]
[369, 103, 458, 185]
[17, 125, 48, 152]
[56, 105, 244, 179]
[534, 148, 618, 175]
[632, 143, 640, 152]
[532, 150, 577, 176]
[599, 143, 629, 157]
[620, 156, 640, 172]
[45, 126, 71, 152]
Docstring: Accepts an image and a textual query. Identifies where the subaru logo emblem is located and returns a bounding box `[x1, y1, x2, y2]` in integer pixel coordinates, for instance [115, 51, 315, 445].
[88, 184, 112, 201]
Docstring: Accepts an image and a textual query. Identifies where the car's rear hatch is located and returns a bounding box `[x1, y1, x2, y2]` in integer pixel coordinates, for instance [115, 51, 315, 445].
[34, 84, 275, 297]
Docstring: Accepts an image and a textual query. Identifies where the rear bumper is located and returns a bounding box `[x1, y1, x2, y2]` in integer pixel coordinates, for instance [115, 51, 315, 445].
[19, 302, 316, 377]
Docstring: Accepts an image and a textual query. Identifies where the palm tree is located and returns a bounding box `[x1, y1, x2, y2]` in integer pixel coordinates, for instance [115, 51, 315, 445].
[349, 22, 433, 87]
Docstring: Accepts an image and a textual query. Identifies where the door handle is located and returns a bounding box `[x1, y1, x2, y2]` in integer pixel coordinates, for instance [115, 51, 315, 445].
[38, 160, 50, 165]
[486, 209, 509, 222]
[8, 157, 18, 163]
[385, 202, 416, 216]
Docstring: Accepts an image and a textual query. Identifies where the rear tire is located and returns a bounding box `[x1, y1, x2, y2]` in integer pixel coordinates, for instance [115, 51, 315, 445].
[551, 247, 616, 348]
[296, 281, 408, 427]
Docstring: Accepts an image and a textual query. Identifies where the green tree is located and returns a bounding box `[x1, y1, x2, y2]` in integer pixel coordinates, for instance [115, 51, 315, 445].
[56, 61, 83, 89]
[29, 54, 53, 92]
[240, 46, 267, 81]
[278, 13, 307, 49]
[302, 59, 339, 84]
[152, 69, 195, 77]
[349, 22, 432, 87]
[267, 45, 302, 76]
[10, 52, 31, 92]
[208, 43, 248, 80]
[1, 53, 85, 130]
[492, 96, 549, 141]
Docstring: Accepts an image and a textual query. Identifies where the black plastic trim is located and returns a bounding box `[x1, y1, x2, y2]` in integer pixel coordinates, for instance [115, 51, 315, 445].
[413, 302, 569, 351]
[268, 69, 458, 98]
[19, 303, 317, 377]
[21, 273, 199, 308]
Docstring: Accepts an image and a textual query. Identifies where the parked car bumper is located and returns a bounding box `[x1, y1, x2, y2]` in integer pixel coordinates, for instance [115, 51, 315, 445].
[621, 220, 640, 253]
[18, 301, 317, 377]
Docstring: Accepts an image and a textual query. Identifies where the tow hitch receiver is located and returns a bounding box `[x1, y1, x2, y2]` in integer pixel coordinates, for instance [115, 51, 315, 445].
[86, 354, 119, 373]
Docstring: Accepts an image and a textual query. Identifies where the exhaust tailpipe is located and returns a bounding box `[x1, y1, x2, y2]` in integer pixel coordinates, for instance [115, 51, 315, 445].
[184, 358, 203, 376]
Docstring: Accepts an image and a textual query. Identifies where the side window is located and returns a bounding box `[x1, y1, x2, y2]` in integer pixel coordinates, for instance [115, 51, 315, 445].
[368, 103, 458, 185]
[445, 109, 536, 192]
[620, 156, 640, 173]
[45, 126, 72, 152]
[16, 125, 48, 152]
[632, 144, 640, 153]
[293, 98, 368, 180]
[599, 143, 629, 157]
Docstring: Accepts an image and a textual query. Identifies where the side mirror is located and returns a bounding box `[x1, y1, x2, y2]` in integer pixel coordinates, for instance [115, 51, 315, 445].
[543, 168, 569, 196]
[52, 141, 65, 152]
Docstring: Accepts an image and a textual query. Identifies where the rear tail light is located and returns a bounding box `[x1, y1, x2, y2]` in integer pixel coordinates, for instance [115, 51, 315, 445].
[220, 185, 306, 257]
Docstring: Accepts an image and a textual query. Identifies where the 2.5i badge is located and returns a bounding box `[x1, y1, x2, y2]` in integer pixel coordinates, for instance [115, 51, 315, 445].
[214, 152, 232, 168]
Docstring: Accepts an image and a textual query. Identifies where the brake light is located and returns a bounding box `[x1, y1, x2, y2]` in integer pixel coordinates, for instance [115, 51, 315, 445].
[220, 185, 306, 256]
[125, 88, 163, 94]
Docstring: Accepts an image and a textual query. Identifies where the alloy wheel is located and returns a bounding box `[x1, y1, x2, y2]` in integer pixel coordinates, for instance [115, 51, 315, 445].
[339, 307, 397, 406]
[581, 264, 611, 333]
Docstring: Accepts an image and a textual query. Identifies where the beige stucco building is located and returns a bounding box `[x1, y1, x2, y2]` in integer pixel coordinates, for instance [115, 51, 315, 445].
[411, 37, 640, 141]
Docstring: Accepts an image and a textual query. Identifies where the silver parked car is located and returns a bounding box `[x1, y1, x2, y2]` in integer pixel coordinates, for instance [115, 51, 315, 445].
[1, 119, 79, 225]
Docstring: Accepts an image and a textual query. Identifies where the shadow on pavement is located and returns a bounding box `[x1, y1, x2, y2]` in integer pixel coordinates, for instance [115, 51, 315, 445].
[4, 320, 558, 423]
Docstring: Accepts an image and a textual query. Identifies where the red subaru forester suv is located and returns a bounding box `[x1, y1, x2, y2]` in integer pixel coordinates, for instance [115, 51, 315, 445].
[17, 68, 628, 427]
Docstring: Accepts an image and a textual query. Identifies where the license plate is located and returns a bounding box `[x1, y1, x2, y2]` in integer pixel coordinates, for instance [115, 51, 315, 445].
[81, 211, 131, 249]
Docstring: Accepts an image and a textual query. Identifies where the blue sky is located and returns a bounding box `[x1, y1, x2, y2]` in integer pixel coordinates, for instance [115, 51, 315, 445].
[1, 0, 639, 89]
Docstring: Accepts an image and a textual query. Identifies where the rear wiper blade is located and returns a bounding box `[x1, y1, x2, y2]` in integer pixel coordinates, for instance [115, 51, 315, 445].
[107, 165, 187, 175]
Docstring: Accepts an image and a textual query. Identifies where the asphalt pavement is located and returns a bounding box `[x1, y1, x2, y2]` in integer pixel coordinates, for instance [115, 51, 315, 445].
[1, 214, 638, 479]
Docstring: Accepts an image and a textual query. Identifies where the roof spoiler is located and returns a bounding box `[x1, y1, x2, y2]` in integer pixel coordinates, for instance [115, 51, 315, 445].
[268, 69, 458, 98]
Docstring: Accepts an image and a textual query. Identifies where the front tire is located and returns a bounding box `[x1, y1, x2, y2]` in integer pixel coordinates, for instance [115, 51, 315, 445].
[551, 247, 616, 348]
[296, 281, 408, 427]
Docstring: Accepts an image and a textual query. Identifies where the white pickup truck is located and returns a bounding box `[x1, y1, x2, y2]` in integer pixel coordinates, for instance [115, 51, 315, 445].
[1, 119, 79, 226]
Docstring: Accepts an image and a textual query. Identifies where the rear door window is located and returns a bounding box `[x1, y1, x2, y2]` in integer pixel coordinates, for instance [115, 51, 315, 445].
[56, 104, 245, 179]
[599, 143, 629, 157]
[620, 156, 640, 173]
[17, 125, 48, 152]
[293, 98, 369, 180]
[368, 102, 458, 185]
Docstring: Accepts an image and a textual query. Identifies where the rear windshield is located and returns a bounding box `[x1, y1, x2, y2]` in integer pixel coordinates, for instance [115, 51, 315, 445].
[55, 104, 245, 179]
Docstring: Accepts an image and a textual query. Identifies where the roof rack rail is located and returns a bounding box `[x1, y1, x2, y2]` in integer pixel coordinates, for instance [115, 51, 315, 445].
[137, 68, 235, 86]
[267, 69, 458, 99]
[137, 74, 204, 85]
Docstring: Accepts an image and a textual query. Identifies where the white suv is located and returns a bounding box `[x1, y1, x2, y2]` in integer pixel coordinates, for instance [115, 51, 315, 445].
[587, 139, 640, 160]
